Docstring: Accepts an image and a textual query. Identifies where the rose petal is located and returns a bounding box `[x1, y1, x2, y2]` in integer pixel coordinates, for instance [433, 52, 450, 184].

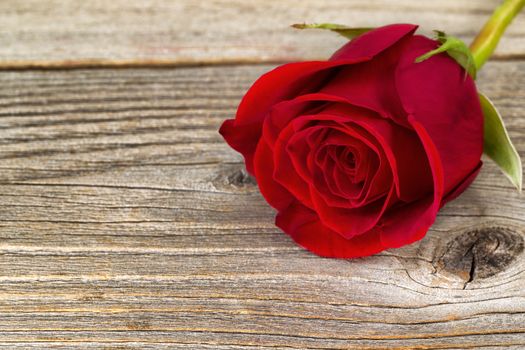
[273, 123, 315, 208]
[219, 119, 260, 175]
[379, 116, 445, 248]
[310, 182, 396, 239]
[330, 24, 417, 62]
[395, 35, 483, 197]
[275, 201, 386, 258]
[253, 138, 293, 211]
[441, 161, 482, 206]
[325, 27, 417, 126]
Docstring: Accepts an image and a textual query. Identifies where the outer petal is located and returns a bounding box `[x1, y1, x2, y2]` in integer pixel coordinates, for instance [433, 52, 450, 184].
[253, 138, 294, 211]
[395, 35, 484, 197]
[219, 119, 260, 173]
[330, 24, 417, 61]
[273, 122, 315, 208]
[441, 161, 482, 206]
[275, 201, 386, 258]
[379, 116, 445, 248]
[310, 184, 396, 239]
[325, 26, 418, 125]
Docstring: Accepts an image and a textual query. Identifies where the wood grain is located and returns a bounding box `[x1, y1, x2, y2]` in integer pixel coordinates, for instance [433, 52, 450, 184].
[0, 61, 523, 348]
[0, 0, 524, 68]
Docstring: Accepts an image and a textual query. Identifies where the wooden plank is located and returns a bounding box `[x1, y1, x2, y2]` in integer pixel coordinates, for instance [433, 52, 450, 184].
[0, 61, 523, 348]
[0, 0, 524, 68]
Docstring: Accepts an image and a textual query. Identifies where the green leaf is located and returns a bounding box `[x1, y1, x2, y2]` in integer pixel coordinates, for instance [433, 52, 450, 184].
[415, 30, 477, 79]
[479, 92, 522, 191]
[291, 23, 373, 40]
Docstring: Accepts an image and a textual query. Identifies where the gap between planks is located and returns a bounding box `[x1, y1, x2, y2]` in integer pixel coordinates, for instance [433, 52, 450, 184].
[0, 54, 523, 71]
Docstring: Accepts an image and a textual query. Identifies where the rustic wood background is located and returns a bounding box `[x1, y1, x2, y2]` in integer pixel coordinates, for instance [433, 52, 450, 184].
[0, 0, 524, 349]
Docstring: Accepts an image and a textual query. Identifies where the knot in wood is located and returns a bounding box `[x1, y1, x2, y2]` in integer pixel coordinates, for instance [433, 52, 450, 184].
[213, 166, 257, 191]
[436, 227, 523, 284]
[227, 168, 256, 188]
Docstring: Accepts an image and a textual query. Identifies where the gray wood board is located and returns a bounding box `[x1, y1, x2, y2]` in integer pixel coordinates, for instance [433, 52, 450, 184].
[0, 62, 523, 348]
[0, 0, 524, 67]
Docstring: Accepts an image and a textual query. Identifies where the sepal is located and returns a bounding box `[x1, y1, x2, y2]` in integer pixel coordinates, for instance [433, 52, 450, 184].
[292, 23, 373, 40]
[415, 30, 476, 79]
[479, 92, 522, 191]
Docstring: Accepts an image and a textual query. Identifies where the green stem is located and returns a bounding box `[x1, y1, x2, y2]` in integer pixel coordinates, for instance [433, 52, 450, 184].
[470, 0, 525, 70]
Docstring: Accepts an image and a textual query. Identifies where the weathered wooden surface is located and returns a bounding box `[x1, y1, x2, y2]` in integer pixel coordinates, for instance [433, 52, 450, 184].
[0, 61, 523, 348]
[0, 0, 524, 67]
[1, 0, 525, 348]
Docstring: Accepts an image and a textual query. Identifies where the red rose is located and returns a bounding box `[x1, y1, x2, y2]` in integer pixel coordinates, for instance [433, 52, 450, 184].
[219, 24, 483, 258]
